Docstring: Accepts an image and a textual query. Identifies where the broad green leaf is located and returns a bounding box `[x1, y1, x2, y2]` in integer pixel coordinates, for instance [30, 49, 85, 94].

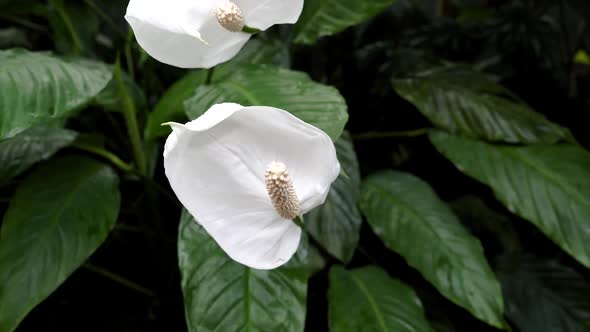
[359, 171, 505, 329]
[498, 255, 590, 332]
[306, 132, 361, 262]
[0, 126, 77, 184]
[293, 0, 396, 44]
[184, 65, 348, 141]
[328, 265, 433, 332]
[179, 210, 307, 332]
[0, 49, 112, 139]
[393, 66, 573, 144]
[430, 132, 590, 269]
[0, 156, 120, 332]
[144, 37, 289, 140]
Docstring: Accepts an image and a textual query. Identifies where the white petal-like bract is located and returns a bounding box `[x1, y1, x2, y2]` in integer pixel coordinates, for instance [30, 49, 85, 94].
[125, 0, 304, 68]
[164, 103, 340, 269]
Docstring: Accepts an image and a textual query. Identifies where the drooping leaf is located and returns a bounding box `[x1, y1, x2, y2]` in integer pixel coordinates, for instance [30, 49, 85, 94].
[0, 126, 77, 184]
[393, 66, 573, 144]
[328, 265, 434, 332]
[0, 156, 121, 332]
[430, 131, 590, 269]
[305, 132, 361, 262]
[0, 49, 112, 139]
[184, 65, 348, 141]
[498, 255, 590, 332]
[359, 170, 506, 329]
[293, 0, 396, 44]
[178, 210, 307, 332]
[144, 37, 289, 140]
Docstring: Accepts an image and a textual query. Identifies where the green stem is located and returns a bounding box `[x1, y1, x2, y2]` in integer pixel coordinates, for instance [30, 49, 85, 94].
[352, 128, 431, 140]
[71, 142, 133, 172]
[115, 61, 147, 175]
[205, 67, 215, 84]
[125, 28, 135, 80]
[50, 0, 82, 55]
[294, 215, 305, 228]
[83, 263, 155, 297]
[83, 0, 127, 38]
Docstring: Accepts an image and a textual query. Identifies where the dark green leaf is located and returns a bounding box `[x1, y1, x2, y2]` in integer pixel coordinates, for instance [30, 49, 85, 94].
[498, 255, 590, 332]
[0, 126, 77, 184]
[0, 49, 112, 139]
[430, 132, 590, 269]
[0, 156, 121, 332]
[145, 37, 289, 140]
[184, 65, 348, 141]
[306, 132, 361, 262]
[328, 265, 433, 332]
[179, 210, 307, 332]
[393, 66, 573, 144]
[283, 232, 326, 277]
[359, 171, 506, 329]
[293, 0, 396, 44]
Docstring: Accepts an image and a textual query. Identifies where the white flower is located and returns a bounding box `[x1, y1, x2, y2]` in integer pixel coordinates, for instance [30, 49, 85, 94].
[164, 103, 340, 269]
[125, 0, 304, 68]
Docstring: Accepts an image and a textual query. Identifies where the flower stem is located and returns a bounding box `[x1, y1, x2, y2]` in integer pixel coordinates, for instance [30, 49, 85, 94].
[294, 215, 305, 228]
[83, 263, 155, 297]
[71, 142, 133, 172]
[352, 128, 431, 140]
[125, 28, 136, 80]
[115, 60, 147, 175]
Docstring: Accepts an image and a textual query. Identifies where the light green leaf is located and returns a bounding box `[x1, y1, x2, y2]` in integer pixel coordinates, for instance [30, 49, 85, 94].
[498, 255, 590, 332]
[293, 0, 395, 44]
[0, 156, 121, 332]
[328, 265, 433, 332]
[144, 37, 289, 140]
[179, 210, 307, 332]
[359, 170, 506, 329]
[393, 66, 573, 144]
[0, 126, 77, 184]
[184, 65, 348, 141]
[0, 49, 112, 139]
[305, 132, 361, 262]
[430, 131, 590, 269]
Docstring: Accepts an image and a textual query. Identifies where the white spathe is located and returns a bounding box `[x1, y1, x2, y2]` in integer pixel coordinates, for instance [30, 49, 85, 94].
[164, 103, 340, 269]
[125, 0, 304, 68]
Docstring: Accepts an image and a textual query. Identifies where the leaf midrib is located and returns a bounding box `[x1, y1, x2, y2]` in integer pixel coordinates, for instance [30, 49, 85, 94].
[349, 273, 387, 331]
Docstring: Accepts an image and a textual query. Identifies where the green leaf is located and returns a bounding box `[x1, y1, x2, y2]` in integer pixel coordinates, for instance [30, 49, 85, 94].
[0, 156, 120, 332]
[430, 132, 590, 269]
[0, 49, 112, 139]
[0, 126, 77, 184]
[145, 71, 208, 141]
[498, 255, 590, 332]
[393, 66, 573, 144]
[359, 170, 506, 329]
[283, 232, 326, 277]
[144, 37, 289, 140]
[305, 132, 361, 262]
[293, 0, 396, 44]
[179, 210, 307, 332]
[328, 265, 434, 332]
[184, 65, 348, 141]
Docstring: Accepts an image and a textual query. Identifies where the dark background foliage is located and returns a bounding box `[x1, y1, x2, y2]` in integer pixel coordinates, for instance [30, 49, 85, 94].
[1, 0, 590, 331]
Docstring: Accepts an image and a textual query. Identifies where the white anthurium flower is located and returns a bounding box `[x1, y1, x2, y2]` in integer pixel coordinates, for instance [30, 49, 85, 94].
[164, 103, 340, 269]
[125, 0, 304, 68]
